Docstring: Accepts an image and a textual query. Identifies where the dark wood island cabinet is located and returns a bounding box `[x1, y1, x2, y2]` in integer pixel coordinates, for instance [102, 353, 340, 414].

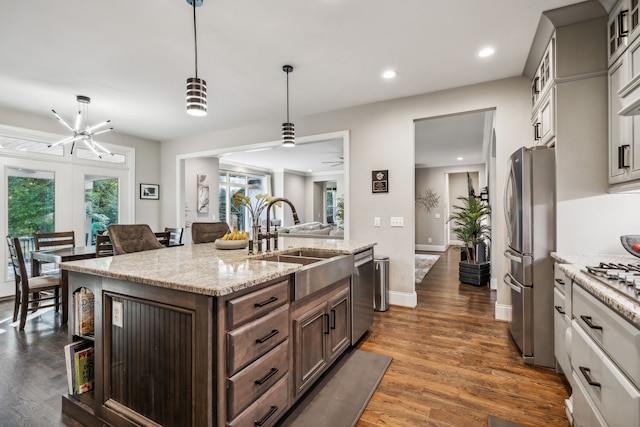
[60, 238, 374, 427]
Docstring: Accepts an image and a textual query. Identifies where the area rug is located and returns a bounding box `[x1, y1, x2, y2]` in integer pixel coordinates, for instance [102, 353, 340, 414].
[277, 349, 392, 427]
[415, 254, 440, 283]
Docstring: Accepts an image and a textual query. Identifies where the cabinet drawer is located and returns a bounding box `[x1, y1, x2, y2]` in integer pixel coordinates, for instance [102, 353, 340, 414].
[227, 339, 289, 420]
[573, 285, 640, 388]
[553, 288, 571, 378]
[572, 320, 640, 427]
[553, 264, 569, 295]
[228, 280, 289, 329]
[572, 370, 608, 427]
[228, 375, 289, 427]
[228, 304, 289, 376]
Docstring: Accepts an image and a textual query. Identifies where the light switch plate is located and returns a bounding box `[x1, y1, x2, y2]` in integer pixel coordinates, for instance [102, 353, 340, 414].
[390, 217, 404, 227]
[434, 213, 441, 219]
[113, 301, 123, 328]
[374, 217, 380, 227]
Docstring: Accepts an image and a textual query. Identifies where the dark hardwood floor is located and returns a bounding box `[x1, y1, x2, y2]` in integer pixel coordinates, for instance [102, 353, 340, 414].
[0, 246, 568, 426]
[356, 247, 569, 427]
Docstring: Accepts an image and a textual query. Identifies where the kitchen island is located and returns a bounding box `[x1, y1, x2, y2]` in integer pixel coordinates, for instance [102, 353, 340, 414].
[60, 237, 375, 427]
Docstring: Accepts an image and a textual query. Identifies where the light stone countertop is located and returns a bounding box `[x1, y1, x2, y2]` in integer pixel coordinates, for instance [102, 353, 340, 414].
[61, 237, 375, 297]
[551, 252, 640, 328]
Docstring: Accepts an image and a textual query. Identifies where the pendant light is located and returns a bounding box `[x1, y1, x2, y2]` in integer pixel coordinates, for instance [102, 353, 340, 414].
[49, 95, 114, 158]
[282, 65, 295, 147]
[186, 0, 207, 117]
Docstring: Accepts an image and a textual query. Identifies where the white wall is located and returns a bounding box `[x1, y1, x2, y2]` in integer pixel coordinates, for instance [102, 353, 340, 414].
[0, 106, 162, 228]
[161, 76, 533, 310]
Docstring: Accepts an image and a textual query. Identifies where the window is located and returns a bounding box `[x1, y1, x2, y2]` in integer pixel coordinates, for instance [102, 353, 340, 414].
[218, 171, 268, 232]
[85, 177, 119, 245]
[326, 183, 337, 225]
[6, 168, 55, 278]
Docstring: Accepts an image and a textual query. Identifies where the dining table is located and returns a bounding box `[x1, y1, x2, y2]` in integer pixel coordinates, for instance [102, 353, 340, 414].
[31, 246, 97, 324]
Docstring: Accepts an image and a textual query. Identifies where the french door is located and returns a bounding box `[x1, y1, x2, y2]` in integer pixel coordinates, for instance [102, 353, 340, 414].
[1, 159, 133, 298]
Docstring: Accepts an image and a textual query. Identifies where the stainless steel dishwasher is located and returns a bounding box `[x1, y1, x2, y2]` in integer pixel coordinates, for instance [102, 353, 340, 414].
[351, 248, 374, 344]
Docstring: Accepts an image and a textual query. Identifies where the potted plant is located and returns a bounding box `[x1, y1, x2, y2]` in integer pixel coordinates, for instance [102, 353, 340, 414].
[448, 196, 491, 286]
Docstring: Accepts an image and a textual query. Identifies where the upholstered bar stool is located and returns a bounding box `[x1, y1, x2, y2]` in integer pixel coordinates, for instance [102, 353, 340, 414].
[191, 222, 230, 244]
[108, 224, 165, 255]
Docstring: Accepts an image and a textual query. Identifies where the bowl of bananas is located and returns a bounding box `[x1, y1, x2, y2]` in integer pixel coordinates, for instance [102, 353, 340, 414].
[215, 227, 249, 249]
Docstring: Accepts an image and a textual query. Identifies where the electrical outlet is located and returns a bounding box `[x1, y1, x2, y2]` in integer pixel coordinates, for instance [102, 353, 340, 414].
[390, 217, 404, 227]
[374, 217, 380, 227]
[428, 237, 432, 243]
[434, 213, 441, 219]
[113, 301, 123, 328]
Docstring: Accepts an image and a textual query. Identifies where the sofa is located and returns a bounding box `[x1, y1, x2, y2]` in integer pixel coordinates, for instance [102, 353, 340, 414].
[276, 221, 343, 239]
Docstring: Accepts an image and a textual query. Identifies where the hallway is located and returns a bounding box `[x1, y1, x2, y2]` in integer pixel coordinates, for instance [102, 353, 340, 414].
[357, 247, 569, 426]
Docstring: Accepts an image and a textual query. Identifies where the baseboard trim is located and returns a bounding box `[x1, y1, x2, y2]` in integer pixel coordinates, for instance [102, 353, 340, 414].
[389, 290, 417, 308]
[415, 244, 447, 252]
[495, 301, 511, 322]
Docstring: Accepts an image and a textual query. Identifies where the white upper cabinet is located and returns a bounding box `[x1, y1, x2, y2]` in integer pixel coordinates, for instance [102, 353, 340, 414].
[607, 0, 640, 65]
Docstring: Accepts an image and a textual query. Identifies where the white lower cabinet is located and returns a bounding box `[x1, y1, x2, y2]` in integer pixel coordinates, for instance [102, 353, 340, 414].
[572, 370, 608, 427]
[553, 287, 571, 379]
[572, 320, 640, 427]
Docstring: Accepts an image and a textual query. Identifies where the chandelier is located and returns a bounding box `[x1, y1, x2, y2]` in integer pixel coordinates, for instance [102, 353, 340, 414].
[49, 95, 114, 157]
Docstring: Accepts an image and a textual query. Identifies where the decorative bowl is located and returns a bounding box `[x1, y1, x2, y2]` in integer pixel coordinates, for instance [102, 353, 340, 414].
[214, 239, 248, 250]
[620, 235, 640, 258]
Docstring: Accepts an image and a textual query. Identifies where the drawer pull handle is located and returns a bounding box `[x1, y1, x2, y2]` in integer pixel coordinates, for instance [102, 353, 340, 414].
[554, 305, 565, 315]
[324, 313, 330, 335]
[579, 366, 601, 388]
[331, 309, 336, 330]
[555, 278, 565, 286]
[255, 368, 279, 385]
[580, 315, 603, 331]
[255, 296, 278, 308]
[255, 405, 278, 426]
[256, 329, 279, 344]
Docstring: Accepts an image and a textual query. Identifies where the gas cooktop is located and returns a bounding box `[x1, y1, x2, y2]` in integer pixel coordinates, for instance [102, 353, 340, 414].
[583, 262, 640, 303]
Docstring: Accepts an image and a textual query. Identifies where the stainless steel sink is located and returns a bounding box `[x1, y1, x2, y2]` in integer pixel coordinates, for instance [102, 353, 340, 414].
[255, 249, 353, 300]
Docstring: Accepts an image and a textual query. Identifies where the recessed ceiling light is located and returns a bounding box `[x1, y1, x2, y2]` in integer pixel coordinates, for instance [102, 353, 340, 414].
[382, 70, 397, 79]
[457, 157, 464, 161]
[478, 47, 495, 58]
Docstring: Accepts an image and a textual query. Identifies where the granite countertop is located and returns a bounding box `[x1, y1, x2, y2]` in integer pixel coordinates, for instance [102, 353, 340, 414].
[551, 252, 640, 328]
[61, 237, 375, 297]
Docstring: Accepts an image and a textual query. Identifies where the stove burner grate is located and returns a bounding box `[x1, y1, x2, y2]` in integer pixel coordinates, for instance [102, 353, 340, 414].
[583, 262, 640, 302]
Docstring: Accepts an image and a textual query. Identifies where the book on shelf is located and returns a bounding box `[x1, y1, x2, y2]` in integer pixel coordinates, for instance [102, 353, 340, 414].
[64, 340, 94, 395]
[73, 288, 95, 336]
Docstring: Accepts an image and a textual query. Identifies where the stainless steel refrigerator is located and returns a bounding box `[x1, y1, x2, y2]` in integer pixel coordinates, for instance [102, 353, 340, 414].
[503, 146, 555, 368]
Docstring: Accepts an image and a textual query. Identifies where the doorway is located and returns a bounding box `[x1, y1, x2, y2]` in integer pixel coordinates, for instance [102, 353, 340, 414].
[414, 109, 495, 254]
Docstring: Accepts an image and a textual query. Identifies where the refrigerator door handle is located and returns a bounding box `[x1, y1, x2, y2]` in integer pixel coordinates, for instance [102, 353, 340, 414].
[503, 160, 516, 245]
[503, 249, 523, 263]
[503, 272, 522, 293]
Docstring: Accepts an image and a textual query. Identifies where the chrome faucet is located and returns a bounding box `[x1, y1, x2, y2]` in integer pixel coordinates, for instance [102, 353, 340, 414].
[265, 198, 301, 250]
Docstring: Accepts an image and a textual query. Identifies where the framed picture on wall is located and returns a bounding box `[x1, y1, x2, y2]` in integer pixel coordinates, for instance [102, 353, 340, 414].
[140, 183, 159, 200]
[372, 170, 388, 193]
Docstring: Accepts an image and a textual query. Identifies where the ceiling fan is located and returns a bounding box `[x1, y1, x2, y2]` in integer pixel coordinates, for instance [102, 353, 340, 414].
[49, 95, 114, 158]
[322, 156, 344, 167]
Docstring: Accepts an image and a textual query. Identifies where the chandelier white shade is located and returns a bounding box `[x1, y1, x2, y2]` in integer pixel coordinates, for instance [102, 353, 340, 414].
[282, 65, 295, 147]
[49, 95, 114, 158]
[186, 0, 207, 116]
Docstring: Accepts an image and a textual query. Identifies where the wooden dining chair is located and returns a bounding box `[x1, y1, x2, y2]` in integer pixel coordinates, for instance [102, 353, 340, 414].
[165, 227, 184, 246]
[95, 234, 114, 257]
[154, 231, 171, 247]
[7, 236, 62, 330]
[108, 224, 165, 255]
[33, 231, 75, 274]
[191, 222, 230, 244]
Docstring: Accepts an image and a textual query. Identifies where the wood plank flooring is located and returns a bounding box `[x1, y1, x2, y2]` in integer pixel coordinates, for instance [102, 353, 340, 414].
[356, 247, 569, 427]
[0, 246, 568, 426]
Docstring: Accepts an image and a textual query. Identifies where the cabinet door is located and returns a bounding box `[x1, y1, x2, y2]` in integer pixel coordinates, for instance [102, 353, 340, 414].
[609, 55, 633, 184]
[293, 302, 328, 396]
[609, 0, 631, 65]
[327, 287, 350, 362]
[532, 89, 555, 146]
